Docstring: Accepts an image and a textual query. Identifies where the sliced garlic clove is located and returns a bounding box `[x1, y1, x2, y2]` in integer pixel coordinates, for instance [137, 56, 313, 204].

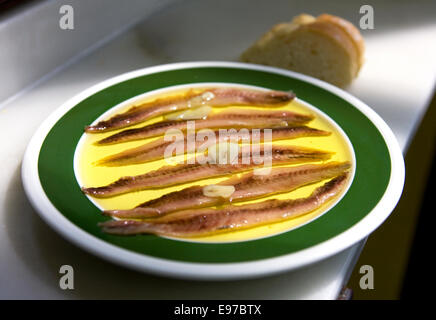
[202, 185, 235, 198]
[201, 91, 215, 101]
[164, 106, 212, 121]
[187, 91, 215, 108]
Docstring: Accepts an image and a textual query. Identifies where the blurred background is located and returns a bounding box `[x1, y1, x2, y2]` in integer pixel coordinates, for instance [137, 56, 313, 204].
[0, 0, 435, 300]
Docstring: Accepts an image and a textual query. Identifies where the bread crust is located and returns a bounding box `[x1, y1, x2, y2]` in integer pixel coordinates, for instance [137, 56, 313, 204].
[303, 21, 359, 77]
[240, 13, 365, 87]
[317, 14, 365, 68]
[291, 13, 316, 26]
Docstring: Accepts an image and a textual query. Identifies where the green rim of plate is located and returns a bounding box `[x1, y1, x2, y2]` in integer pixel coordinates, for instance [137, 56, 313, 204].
[38, 67, 391, 263]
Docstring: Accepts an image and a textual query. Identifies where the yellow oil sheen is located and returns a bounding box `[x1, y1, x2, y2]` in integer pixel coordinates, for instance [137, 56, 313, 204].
[75, 87, 354, 243]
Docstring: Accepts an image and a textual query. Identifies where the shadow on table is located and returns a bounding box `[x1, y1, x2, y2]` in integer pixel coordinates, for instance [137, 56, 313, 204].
[133, 0, 436, 64]
[5, 163, 347, 299]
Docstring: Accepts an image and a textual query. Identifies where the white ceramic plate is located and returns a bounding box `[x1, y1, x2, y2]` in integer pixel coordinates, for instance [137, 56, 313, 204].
[22, 62, 404, 280]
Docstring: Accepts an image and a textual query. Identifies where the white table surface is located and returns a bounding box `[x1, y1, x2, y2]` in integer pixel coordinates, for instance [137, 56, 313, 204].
[0, 0, 435, 299]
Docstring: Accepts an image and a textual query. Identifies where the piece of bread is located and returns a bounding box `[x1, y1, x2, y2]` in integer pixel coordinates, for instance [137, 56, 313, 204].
[316, 14, 365, 68]
[240, 14, 365, 87]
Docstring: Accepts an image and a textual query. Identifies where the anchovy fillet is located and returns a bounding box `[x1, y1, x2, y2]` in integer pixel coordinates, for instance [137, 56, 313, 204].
[82, 145, 332, 198]
[103, 162, 350, 218]
[97, 126, 330, 166]
[99, 174, 348, 237]
[95, 109, 313, 145]
[85, 88, 295, 133]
